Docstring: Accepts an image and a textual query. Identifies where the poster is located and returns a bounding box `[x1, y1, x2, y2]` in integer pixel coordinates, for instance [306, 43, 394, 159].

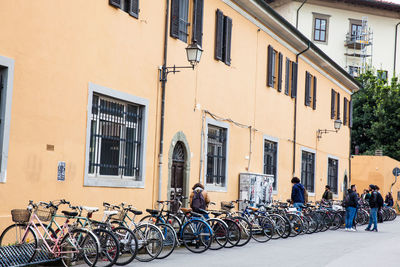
[239, 173, 274, 210]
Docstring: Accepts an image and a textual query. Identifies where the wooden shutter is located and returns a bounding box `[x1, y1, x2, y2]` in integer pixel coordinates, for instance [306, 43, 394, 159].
[305, 72, 311, 106]
[331, 89, 336, 119]
[128, 0, 139, 18]
[291, 62, 298, 98]
[349, 99, 353, 128]
[312, 76, 317, 110]
[192, 0, 204, 47]
[337, 92, 340, 120]
[223, 16, 232, 66]
[267, 45, 273, 87]
[344, 98, 348, 126]
[109, 0, 122, 8]
[215, 9, 224, 61]
[170, 0, 180, 38]
[285, 58, 290, 95]
[278, 53, 283, 92]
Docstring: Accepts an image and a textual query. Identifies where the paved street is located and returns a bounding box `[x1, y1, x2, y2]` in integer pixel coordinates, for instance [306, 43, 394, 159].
[96, 218, 400, 267]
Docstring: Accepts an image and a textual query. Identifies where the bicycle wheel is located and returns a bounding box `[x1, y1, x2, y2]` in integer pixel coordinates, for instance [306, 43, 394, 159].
[329, 213, 342, 230]
[251, 216, 273, 243]
[181, 219, 212, 253]
[156, 223, 176, 259]
[305, 215, 318, 234]
[112, 226, 138, 266]
[165, 214, 182, 234]
[133, 224, 163, 262]
[0, 223, 37, 262]
[92, 228, 120, 267]
[287, 214, 303, 237]
[207, 218, 228, 250]
[231, 216, 252, 246]
[60, 228, 99, 267]
[139, 215, 159, 224]
[268, 214, 286, 239]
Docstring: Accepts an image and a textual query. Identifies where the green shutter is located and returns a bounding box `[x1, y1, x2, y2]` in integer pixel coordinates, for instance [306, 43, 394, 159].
[215, 9, 224, 61]
[109, 0, 122, 8]
[192, 0, 204, 47]
[278, 53, 283, 92]
[170, 0, 180, 38]
[312, 76, 317, 110]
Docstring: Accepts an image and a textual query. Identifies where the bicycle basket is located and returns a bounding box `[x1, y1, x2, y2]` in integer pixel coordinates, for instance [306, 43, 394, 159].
[35, 206, 57, 222]
[11, 209, 31, 223]
[221, 201, 234, 211]
[112, 210, 126, 221]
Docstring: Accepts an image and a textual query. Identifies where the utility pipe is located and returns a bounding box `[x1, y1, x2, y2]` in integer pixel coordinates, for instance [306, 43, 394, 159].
[393, 22, 400, 75]
[296, 0, 308, 29]
[293, 42, 311, 176]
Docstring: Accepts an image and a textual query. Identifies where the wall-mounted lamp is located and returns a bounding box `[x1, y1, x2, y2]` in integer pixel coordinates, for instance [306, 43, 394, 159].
[317, 119, 342, 140]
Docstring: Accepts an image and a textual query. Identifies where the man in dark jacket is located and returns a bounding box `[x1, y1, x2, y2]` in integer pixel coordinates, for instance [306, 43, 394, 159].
[322, 185, 333, 202]
[365, 184, 379, 232]
[345, 185, 358, 231]
[291, 177, 304, 211]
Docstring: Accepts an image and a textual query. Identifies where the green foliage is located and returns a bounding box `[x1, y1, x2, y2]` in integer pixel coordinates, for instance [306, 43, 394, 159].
[351, 70, 400, 161]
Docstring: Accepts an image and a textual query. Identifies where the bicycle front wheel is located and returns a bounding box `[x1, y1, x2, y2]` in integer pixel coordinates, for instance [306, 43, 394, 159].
[112, 226, 138, 266]
[251, 216, 273, 243]
[181, 220, 212, 253]
[0, 223, 37, 262]
[231, 216, 252, 247]
[156, 223, 177, 259]
[133, 224, 163, 262]
[92, 228, 120, 267]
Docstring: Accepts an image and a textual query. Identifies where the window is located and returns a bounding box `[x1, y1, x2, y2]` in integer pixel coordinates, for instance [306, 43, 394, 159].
[109, 0, 139, 19]
[348, 66, 360, 77]
[351, 23, 362, 41]
[171, 0, 204, 46]
[85, 83, 148, 188]
[327, 158, 338, 194]
[215, 9, 232, 65]
[0, 55, 14, 183]
[377, 70, 388, 81]
[330, 89, 340, 120]
[267, 46, 283, 91]
[284, 58, 298, 98]
[206, 124, 227, 188]
[264, 140, 278, 191]
[301, 150, 315, 192]
[304, 71, 317, 109]
[312, 13, 330, 44]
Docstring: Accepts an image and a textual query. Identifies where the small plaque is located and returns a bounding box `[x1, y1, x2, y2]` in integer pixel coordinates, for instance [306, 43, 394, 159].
[57, 162, 66, 181]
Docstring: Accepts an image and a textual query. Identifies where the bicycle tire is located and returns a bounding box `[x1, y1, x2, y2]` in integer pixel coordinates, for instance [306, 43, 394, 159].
[156, 223, 177, 259]
[231, 216, 252, 246]
[165, 214, 182, 235]
[0, 223, 37, 262]
[133, 223, 163, 262]
[92, 228, 120, 267]
[268, 214, 286, 239]
[181, 219, 212, 253]
[251, 215, 273, 243]
[224, 218, 241, 247]
[112, 226, 138, 266]
[206, 218, 228, 250]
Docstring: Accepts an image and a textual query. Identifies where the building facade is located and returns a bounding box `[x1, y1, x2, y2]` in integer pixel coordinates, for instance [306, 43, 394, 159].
[267, 0, 400, 79]
[0, 0, 359, 229]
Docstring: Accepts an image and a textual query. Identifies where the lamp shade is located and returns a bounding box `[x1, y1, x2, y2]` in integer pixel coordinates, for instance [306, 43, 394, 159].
[186, 42, 203, 66]
[334, 119, 342, 130]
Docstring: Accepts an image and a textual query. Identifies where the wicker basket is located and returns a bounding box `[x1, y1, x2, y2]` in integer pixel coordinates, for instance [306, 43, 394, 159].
[111, 210, 126, 221]
[11, 209, 31, 223]
[35, 206, 57, 222]
[221, 201, 234, 211]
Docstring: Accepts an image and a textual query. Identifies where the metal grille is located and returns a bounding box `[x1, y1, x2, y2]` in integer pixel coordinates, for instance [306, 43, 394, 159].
[206, 125, 226, 186]
[301, 151, 315, 192]
[327, 158, 338, 194]
[88, 94, 143, 179]
[264, 140, 277, 190]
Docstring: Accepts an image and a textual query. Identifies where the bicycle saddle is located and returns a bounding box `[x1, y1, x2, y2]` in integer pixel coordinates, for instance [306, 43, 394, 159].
[249, 207, 258, 212]
[62, 210, 78, 217]
[129, 209, 143, 215]
[145, 209, 159, 215]
[104, 210, 118, 216]
[211, 211, 223, 216]
[180, 208, 192, 213]
[81, 206, 99, 213]
[198, 209, 209, 214]
[190, 211, 203, 217]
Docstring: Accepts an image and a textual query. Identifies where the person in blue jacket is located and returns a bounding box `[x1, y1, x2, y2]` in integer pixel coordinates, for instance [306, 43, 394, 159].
[291, 177, 305, 210]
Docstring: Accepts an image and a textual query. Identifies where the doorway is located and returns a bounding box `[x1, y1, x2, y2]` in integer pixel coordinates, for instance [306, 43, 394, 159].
[170, 141, 186, 211]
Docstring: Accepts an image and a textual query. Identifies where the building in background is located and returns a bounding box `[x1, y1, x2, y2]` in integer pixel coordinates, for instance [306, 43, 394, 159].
[266, 0, 400, 79]
[0, 0, 359, 229]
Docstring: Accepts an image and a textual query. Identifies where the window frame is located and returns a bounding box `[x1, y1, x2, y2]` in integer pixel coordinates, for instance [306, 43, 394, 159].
[327, 156, 339, 196]
[312, 13, 330, 45]
[263, 135, 279, 194]
[301, 147, 316, 194]
[204, 118, 229, 192]
[84, 83, 149, 188]
[0, 55, 14, 183]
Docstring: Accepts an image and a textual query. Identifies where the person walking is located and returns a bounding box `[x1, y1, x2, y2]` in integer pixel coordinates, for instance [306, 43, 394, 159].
[189, 183, 210, 214]
[365, 184, 379, 232]
[385, 192, 394, 207]
[322, 185, 333, 202]
[290, 177, 305, 211]
[345, 185, 358, 231]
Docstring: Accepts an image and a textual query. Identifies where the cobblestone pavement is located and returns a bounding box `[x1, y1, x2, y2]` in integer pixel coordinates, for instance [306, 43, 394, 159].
[76, 218, 400, 267]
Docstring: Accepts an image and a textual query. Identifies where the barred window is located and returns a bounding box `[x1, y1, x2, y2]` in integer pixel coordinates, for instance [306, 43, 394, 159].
[206, 125, 227, 187]
[88, 94, 143, 180]
[301, 151, 315, 192]
[264, 140, 277, 190]
[327, 158, 338, 194]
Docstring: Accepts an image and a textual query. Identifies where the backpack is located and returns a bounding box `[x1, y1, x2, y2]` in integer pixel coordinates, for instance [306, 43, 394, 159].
[303, 188, 308, 204]
[377, 192, 384, 208]
[343, 194, 350, 207]
[191, 190, 206, 212]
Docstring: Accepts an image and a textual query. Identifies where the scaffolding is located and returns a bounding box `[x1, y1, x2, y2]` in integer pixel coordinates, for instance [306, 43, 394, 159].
[344, 16, 373, 77]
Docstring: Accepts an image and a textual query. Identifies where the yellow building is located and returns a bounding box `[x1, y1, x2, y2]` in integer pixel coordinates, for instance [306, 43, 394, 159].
[0, 0, 360, 229]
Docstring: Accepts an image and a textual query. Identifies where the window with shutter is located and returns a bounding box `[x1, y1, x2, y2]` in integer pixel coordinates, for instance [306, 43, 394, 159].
[305, 71, 311, 106]
[223, 16, 232, 66]
[192, 0, 204, 47]
[278, 53, 283, 92]
[215, 9, 224, 61]
[285, 58, 290, 95]
[128, 0, 139, 18]
[170, 0, 189, 42]
[336, 92, 340, 120]
[291, 62, 298, 98]
[344, 98, 348, 126]
[170, 0, 180, 38]
[267, 45, 274, 87]
[349, 100, 353, 128]
[312, 76, 317, 110]
[331, 89, 336, 119]
[109, 0, 122, 8]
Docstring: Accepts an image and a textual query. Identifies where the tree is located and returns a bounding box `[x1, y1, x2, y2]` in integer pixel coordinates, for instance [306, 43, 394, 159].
[351, 70, 400, 161]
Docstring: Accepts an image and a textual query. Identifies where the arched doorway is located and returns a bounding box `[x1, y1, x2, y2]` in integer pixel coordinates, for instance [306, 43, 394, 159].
[343, 174, 348, 199]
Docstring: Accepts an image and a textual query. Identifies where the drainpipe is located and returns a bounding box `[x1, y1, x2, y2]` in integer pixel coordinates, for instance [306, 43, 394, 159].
[293, 42, 311, 176]
[296, 0, 308, 29]
[158, 0, 170, 202]
[393, 22, 400, 75]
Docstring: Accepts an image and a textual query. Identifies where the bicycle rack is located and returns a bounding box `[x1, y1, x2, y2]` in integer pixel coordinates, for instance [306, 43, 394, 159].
[0, 243, 60, 267]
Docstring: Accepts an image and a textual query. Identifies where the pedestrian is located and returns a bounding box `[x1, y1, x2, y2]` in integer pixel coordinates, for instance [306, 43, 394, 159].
[345, 185, 358, 231]
[189, 183, 210, 214]
[290, 177, 305, 211]
[385, 192, 394, 207]
[375, 186, 384, 223]
[361, 189, 371, 201]
[365, 184, 379, 232]
[322, 185, 333, 202]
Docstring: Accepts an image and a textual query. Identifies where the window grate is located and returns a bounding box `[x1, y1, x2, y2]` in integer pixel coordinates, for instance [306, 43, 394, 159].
[89, 94, 143, 180]
[328, 158, 338, 194]
[264, 140, 277, 190]
[206, 125, 227, 186]
[301, 151, 315, 192]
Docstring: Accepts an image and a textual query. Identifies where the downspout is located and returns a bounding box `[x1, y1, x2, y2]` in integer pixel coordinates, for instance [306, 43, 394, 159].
[393, 22, 400, 75]
[296, 0, 308, 29]
[158, 0, 170, 202]
[293, 42, 311, 176]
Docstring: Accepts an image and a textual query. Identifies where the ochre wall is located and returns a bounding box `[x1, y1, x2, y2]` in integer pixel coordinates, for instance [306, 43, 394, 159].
[0, 0, 352, 230]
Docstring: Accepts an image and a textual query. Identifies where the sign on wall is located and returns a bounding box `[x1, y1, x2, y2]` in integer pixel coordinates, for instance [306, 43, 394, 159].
[57, 161, 66, 181]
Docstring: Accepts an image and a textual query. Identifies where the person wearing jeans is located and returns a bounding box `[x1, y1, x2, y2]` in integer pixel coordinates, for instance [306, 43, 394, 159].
[290, 177, 305, 211]
[345, 185, 358, 231]
[366, 184, 379, 232]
